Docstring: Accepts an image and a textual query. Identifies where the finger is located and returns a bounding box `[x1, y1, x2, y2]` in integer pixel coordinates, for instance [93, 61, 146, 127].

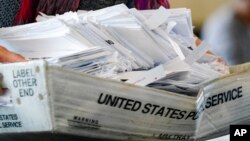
[0, 46, 26, 63]
[194, 37, 202, 47]
[194, 37, 214, 55]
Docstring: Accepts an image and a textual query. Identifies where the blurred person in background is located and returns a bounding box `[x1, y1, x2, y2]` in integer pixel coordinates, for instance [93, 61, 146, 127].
[134, 0, 169, 10]
[202, 0, 250, 65]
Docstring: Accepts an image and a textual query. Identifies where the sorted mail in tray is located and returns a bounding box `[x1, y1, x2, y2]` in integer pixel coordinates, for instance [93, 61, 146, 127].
[0, 4, 236, 141]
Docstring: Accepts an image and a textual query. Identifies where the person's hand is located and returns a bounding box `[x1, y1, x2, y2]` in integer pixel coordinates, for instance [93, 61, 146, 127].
[194, 37, 225, 64]
[0, 46, 25, 95]
[0, 46, 25, 63]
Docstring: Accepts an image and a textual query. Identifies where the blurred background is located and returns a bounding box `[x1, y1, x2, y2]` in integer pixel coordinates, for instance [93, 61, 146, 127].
[169, 0, 227, 37]
[170, 0, 250, 65]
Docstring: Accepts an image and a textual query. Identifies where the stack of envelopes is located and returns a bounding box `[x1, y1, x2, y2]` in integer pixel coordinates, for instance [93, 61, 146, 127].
[0, 4, 229, 96]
